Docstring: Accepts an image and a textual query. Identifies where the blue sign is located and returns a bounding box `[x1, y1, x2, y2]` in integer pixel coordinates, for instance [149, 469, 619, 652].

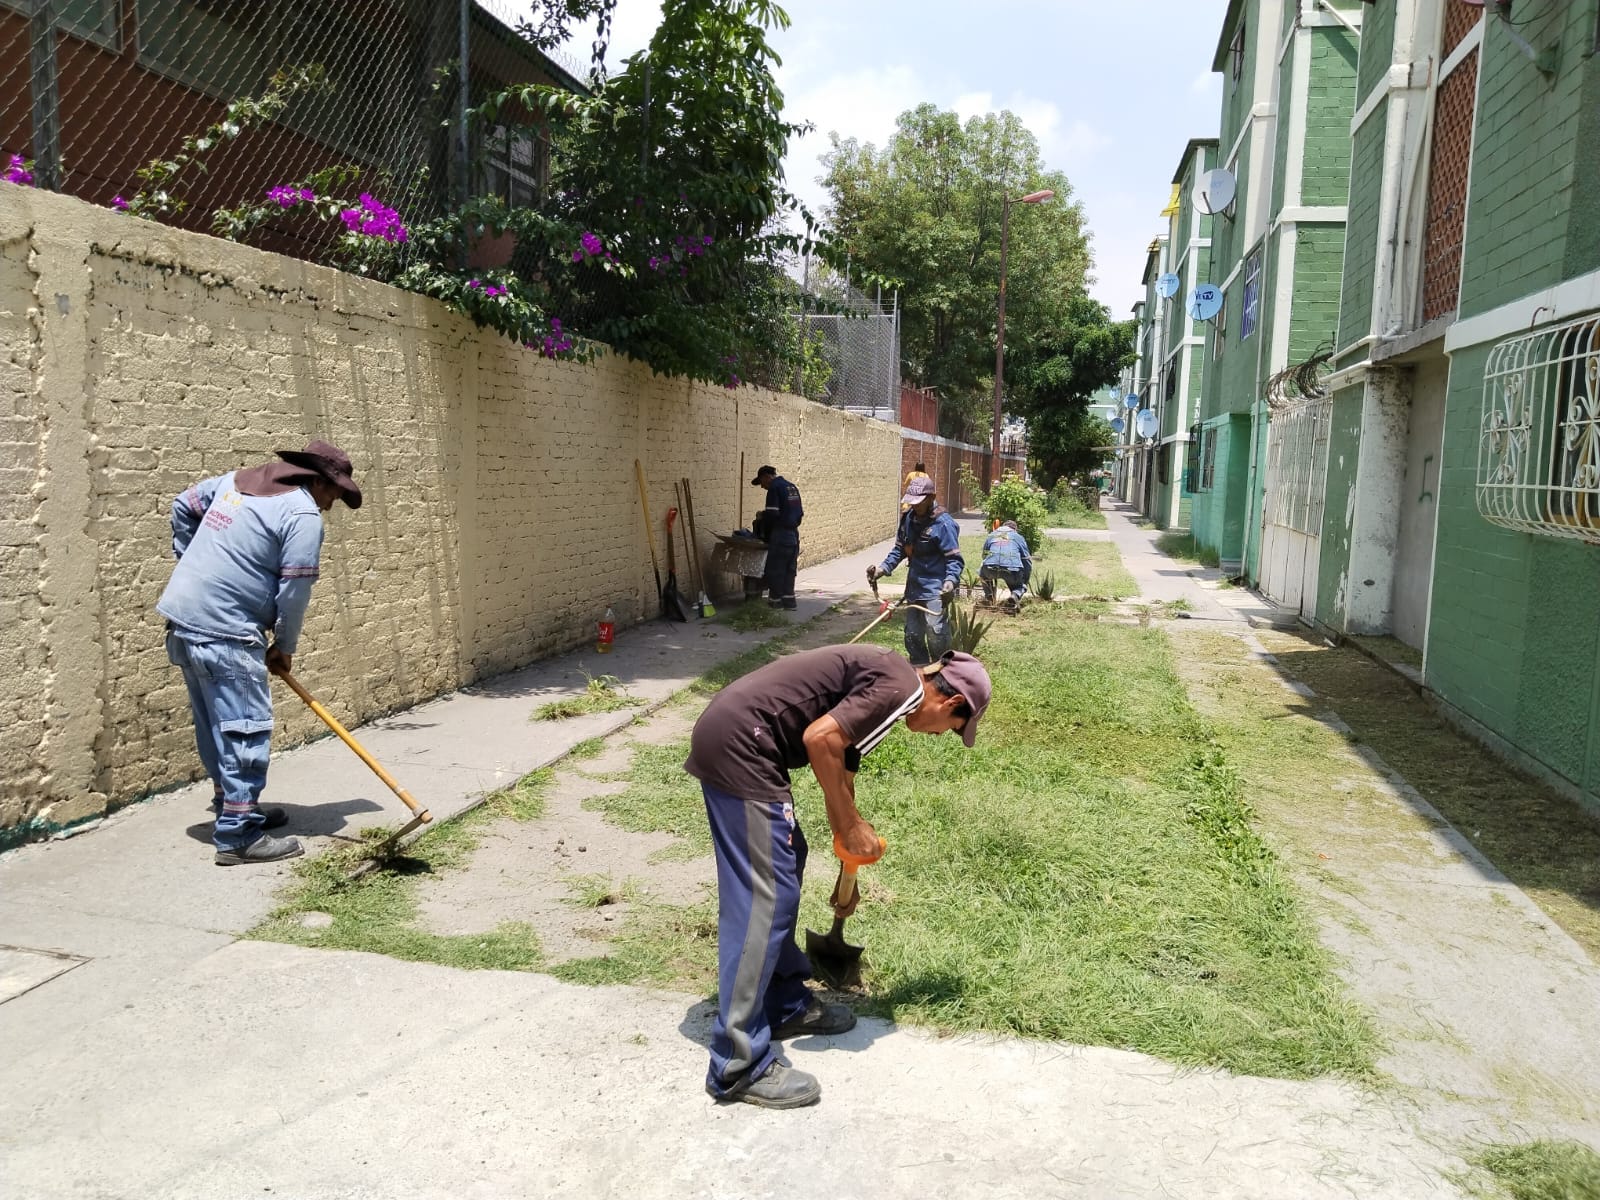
[1110, 416, 1125, 434]
[1188, 284, 1224, 322]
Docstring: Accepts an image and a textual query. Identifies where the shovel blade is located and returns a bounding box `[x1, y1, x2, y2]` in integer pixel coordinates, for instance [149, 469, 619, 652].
[805, 926, 865, 989]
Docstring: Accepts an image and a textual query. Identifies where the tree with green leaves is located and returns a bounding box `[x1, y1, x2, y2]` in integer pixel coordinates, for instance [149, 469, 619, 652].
[1010, 294, 1134, 487]
[820, 104, 1090, 439]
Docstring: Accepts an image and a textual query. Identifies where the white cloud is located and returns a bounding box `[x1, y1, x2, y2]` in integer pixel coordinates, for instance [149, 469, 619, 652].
[780, 63, 927, 220]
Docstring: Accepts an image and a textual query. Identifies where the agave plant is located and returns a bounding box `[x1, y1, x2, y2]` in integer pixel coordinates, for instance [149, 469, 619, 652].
[948, 601, 993, 655]
[1035, 571, 1057, 602]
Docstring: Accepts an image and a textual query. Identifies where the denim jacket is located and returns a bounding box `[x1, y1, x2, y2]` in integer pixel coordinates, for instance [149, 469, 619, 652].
[879, 505, 964, 601]
[156, 472, 325, 653]
[982, 528, 1032, 576]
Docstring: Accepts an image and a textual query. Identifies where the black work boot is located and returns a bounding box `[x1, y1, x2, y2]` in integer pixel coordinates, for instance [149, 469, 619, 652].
[772, 998, 857, 1040]
[214, 834, 304, 866]
[717, 1063, 822, 1109]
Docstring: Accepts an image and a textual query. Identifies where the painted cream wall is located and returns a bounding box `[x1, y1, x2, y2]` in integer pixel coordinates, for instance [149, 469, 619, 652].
[0, 186, 901, 843]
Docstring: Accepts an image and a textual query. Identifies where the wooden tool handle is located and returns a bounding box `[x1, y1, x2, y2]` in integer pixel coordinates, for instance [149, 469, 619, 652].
[834, 864, 860, 910]
[634, 459, 661, 575]
[277, 670, 431, 822]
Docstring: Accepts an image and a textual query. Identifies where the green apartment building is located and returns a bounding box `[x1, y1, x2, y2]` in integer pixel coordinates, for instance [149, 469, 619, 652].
[1422, 1, 1600, 810]
[1189, 0, 1359, 579]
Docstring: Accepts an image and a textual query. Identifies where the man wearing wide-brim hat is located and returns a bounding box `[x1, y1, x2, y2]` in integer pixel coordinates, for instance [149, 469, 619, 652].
[157, 440, 362, 865]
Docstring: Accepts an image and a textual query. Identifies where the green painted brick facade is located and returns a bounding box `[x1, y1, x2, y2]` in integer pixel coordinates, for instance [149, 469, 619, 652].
[1304, 29, 1359, 206]
[1354, 0, 1396, 106]
[1425, 10, 1600, 806]
[1337, 108, 1386, 354]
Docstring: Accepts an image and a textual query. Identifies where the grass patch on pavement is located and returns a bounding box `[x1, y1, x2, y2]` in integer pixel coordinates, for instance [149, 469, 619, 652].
[959, 534, 1136, 600]
[1045, 506, 1108, 531]
[1467, 1140, 1600, 1200]
[1155, 530, 1220, 569]
[721, 599, 790, 632]
[532, 673, 640, 721]
[250, 771, 553, 971]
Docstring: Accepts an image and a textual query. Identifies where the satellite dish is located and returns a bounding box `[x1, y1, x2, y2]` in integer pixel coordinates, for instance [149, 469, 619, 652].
[1123, 393, 1140, 409]
[1110, 416, 1126, 434]
[1156, 273, 1181, 300]
[1188, 284, 1224, 322]
[1193, 168, 1237, 217]
[1135, 410, 1159, 440]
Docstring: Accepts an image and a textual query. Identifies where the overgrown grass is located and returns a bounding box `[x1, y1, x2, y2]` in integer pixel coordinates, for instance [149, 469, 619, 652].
[250, 771, 554, 970]
[532, 674, 640, 721]
[1044, 497, 1108, 530]
[571, 599, 1378, 1080]
[1469, 1140, 1600, 1200]
[1154, 530, 1221, 569]
[960, 534, 1137, 600]
[721, 599, 789, 632]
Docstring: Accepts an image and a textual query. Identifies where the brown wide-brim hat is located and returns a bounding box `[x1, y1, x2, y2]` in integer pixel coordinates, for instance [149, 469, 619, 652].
[276, 439, 362, 509]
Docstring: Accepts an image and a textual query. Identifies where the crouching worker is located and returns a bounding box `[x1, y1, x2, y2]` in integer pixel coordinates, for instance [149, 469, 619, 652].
[157, 440, 362, 865]
[866, 476, 964, 665]
[980, 519, 1032, 611]
[684, 644, 992, 1109]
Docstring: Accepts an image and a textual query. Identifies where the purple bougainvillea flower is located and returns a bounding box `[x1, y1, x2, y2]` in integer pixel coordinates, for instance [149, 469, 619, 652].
[580, 231, 603, 256]
[112, 195, 128, 211]
[5, 154, 35, 186]
[571, 249, 583, 263]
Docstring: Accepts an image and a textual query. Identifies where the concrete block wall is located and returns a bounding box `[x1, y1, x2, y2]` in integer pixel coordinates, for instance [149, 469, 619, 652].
[0, 186, 901, 845]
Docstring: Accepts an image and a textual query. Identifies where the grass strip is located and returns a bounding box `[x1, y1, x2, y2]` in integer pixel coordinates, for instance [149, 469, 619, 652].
[1469, 1140, 1600, 1200]
[1154, 530, 1221, 569]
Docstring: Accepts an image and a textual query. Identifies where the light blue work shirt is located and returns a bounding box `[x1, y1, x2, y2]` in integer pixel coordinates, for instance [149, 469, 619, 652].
[156, 472, 325, 653]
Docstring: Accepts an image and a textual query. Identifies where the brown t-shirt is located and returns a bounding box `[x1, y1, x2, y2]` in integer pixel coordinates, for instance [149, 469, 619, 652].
[684, 645, 924, 803]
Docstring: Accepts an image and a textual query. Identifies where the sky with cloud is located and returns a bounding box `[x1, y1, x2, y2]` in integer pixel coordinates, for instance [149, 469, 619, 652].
[576, 0, 1231, 315]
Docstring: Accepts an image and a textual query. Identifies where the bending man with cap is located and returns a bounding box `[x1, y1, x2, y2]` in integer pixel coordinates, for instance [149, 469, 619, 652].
[685, 644, 992, 1108]
[157, 440, 362, 865]
[750, 464, 804, 610]
[867, 475, 964, 665]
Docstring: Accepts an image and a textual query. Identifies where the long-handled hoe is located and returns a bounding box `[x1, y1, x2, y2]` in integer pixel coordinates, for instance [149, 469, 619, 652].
[276, 670, 432, 870]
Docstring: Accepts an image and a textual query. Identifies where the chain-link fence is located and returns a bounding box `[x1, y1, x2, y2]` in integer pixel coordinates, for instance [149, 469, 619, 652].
[790, 261, 900, 421]
[0, 0, 583, 262]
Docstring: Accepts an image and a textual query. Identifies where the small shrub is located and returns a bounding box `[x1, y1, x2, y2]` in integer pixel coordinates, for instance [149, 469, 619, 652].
[982, 472, 1048, 549]
[948, 602, 992, 655]
[1035, 572, 1057, 602]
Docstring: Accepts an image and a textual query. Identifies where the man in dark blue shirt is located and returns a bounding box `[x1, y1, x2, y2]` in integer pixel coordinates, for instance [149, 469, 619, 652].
[751, 465, 804, 609]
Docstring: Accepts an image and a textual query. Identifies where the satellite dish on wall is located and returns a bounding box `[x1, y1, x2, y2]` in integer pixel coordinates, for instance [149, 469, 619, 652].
[1188, 284, 1225, 322]
[1193, 168, 1237, 217]
[1135, 410, 1159, 440]
[1110, 416, 1126, 434]
[1156, 272, 1181, 300]
[1124, 393, 1140, 409]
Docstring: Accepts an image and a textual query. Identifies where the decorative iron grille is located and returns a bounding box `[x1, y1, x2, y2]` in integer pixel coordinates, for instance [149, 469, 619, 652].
[1478, 314, 1600, 543]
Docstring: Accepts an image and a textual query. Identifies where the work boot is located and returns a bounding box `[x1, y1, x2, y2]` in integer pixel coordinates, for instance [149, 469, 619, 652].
[718, 1063, 822, 1110]
[779, 598, 798, 611]
[211, 801, 289, 830]
[772, 998, 857, 1040]
[214, 834, 304, 866]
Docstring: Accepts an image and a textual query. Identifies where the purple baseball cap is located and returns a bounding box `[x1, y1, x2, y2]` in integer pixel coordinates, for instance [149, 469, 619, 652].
[900, 475, 937, 507]
[937, 650, 992, 747]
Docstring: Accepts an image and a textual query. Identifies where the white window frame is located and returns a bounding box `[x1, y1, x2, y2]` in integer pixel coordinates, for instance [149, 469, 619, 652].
[1, 0, 120, 49]
[1230, 23, 1245, 90]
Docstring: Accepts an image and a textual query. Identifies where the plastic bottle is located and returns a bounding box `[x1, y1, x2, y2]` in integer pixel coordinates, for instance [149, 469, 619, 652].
[597, 607, 616, 653]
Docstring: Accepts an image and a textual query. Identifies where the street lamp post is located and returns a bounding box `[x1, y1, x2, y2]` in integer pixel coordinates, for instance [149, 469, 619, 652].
[991, 188, 1054, 479]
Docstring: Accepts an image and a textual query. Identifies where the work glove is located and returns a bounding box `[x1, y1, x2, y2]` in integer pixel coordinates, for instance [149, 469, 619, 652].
[866, 564, 881, 582]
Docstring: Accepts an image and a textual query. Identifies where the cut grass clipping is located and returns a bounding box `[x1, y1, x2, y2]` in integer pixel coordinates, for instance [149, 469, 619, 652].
[1469, 1139, 1600, 1200]
[533, 673, 640, 721]
[251, 771, 552, 970]
[722, 599, 789, 632]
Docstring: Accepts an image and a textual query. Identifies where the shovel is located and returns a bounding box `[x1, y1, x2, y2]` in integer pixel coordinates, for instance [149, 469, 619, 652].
[663, 507, 691, 622]
[805, 833, 886, 988]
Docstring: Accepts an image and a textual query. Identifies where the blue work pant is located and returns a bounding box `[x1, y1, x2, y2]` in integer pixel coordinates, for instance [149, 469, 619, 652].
[702, 782, 813, 1097]
[763, 528, 800, 602]
[981, 565, 1028, 601]
[166, 630, 275, 851]
[903, 593, 951, 666]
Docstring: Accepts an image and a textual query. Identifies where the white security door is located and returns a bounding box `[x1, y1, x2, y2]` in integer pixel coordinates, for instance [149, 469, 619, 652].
[1259, 398, 1332, 621]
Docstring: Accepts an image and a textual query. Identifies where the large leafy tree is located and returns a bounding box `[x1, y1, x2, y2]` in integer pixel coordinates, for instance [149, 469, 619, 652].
[821, 105, 1090, 439]
[1011, 294, 1135, 486]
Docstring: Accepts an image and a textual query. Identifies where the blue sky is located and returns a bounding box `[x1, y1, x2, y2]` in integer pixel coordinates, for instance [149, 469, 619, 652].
[564, 0, 1232, 315]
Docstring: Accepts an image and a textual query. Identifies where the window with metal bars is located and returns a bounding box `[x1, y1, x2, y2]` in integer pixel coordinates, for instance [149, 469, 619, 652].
[1185, 425, 1202, 492]
[1229, 23, 1245, 90]
[481, 125, 547, 207]
[1199, 429, 1219, 492]
[1478, 314, 1600, 541]
[1240, 252, 1261, 340]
